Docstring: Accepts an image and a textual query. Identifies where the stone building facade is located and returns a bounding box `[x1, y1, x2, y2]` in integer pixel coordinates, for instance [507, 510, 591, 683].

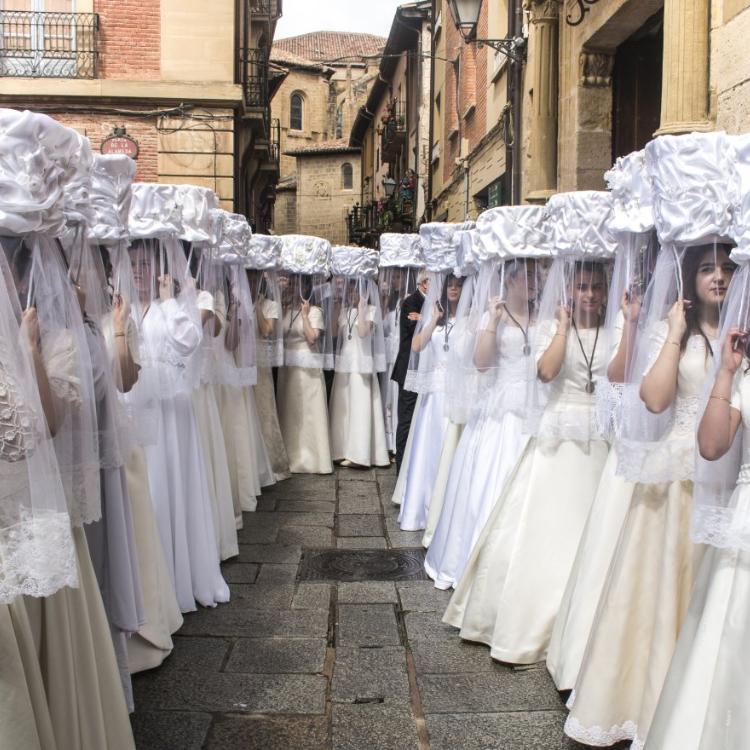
[0, 0, 282, 229]
[269, 31, 384, 238]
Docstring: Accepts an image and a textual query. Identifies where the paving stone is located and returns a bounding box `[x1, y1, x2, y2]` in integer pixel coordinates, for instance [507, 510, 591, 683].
[131, 710, 211, 750]
[396, 582, 452, 612]
[410, 638, 497, 674]
[241, 512, 283, 529]
[136, 672, 327, 714]
[338, 480, 378, 496]
[337, 537, 388, 549]
[388, 531, 426, 548]
[277, 525, 335, 547]
[336, 604, 401, 647]
[403, 612, 457, 642]
[417, 668, 565, 714]
[237, 544, 302, 564]
[375, 465, 397, 476]
[333, 704, 420, 750]
[337, 514, 384, 537]
[178, 607, 329, 638]
[292, 583, 332, 609]
[153, 636, 229, 675]
[256, 563, 299, 583]
[378, 477, 398, 496]
[425, 711, 581, 750]
[385, 516, 402, 532]
[205, 715, 329, 750]
[266, 476, 335, 494]
[339, 493, 381, 515]
[236, 523, 280, 544]
[276, 499, 337, 513]
[331, 646, 410, 704]
[278, 511, 335, 528]
[337, 582, 398, 604]
[225, 637, 327, 674]
[221, 562, 260, 583]
[337, 468, 377, 482]
[255, 496, 277, 512]
[226, 583, 295, 609]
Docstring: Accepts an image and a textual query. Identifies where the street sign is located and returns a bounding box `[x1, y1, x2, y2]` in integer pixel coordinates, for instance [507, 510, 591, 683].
[101, 128, 139, 159]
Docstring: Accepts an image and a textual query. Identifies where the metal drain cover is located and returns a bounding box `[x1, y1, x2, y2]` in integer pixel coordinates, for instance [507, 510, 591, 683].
[297, 548, 429, 582]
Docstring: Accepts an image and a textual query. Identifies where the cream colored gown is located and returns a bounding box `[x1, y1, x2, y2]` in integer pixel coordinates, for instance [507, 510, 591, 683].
[444, 324, 609, 665]
[329, 305, 389, 467]
[565, 334, 710, 749]
[278, 306, 333, 474]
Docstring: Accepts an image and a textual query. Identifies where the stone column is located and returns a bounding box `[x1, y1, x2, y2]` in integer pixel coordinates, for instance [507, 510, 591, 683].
[657, 0, 711, 134]
[525, 0, 560, 203]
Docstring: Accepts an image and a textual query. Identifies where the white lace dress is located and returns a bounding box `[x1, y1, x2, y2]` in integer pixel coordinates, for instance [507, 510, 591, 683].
[443, 324, 609, 665]
[639, 370, 750, 749]
[565, 333, 710, 749]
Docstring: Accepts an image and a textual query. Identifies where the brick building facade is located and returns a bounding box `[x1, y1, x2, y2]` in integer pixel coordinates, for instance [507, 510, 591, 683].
[0, 0, 282, 230]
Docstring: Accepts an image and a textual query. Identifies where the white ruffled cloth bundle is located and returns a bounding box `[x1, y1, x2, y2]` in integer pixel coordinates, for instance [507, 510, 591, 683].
[215, 211, 252, 264]
[378, 233, 424, 268]
[279, 234, 331, 275]
[330, 245, 379, 279]
[605, 149, 655, 235]
[88, 155, 137, 245]
[546, 190, 618, 260]
[246, 234, 283, 270]
[418, 221, 473, 272]
[0, 108, 86, 237]
[475, 204, 550, 261]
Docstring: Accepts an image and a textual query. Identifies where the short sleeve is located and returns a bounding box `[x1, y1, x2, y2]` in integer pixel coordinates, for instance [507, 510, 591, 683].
[365, 305, 377, 324]
[309, 305, 325, 331]
[196, 290, 214, 312]
[262, 299, 280, 320]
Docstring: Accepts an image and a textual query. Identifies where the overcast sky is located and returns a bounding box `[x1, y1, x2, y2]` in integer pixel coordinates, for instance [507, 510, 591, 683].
[275, 0, 405, 40]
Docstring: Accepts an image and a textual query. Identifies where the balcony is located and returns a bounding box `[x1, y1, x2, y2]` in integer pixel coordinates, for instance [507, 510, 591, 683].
[0, 10, 98, 78]
[250, 0, 282, 21]
[379, 101, 407, 164]
[242, 47, 268, 109]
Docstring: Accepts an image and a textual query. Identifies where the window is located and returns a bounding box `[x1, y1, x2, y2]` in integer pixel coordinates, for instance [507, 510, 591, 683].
[335, 105, 343, 139]
[341, 162, 353, 190]
[290, 93, 303, 130]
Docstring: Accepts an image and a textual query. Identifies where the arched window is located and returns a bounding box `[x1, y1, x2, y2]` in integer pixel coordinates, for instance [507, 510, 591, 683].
[290, 93, 303, 131]
[341, 162, 353, 190]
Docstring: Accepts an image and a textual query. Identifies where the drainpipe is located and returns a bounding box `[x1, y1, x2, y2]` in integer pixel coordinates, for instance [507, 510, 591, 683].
[505, 0, 523, 205]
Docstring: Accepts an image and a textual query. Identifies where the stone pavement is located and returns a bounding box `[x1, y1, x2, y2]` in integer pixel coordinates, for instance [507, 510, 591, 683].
[131, 466, 601, 750]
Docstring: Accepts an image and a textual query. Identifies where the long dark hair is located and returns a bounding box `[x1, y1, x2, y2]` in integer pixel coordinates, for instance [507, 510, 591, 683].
[679, 243, 736, 354]
[437, 273, 462, 327]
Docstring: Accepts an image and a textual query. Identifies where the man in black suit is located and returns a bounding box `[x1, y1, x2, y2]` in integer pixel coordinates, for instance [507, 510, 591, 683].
[391, 271, 429, 473]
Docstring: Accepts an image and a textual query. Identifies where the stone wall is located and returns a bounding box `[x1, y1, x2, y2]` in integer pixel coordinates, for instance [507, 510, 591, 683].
[713, 0, 750, 132]
[296, 153, 361, 244]
[274, 189, 298, 236]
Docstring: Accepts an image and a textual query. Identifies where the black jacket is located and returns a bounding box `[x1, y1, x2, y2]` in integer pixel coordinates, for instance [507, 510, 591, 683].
[391, 289, 425, 388]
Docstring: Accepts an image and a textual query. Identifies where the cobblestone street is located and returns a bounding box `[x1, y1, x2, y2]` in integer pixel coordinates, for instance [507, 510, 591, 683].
[131, 468, 590, 749]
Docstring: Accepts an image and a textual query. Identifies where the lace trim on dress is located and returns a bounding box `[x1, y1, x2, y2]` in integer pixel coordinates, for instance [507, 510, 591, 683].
[283, 349, 333, 370]
[595, 379, 624, 440]
[0, 509, 78, 603]
[691, 503, 750, 551]
[0, 361, 37, 462]
[563, 714, 639, 747]
[403, 367, 447, 394]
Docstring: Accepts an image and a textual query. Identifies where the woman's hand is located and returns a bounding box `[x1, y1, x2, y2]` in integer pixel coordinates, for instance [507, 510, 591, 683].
[301, 299, 311, 319]
[430, 301, 443, 324]
[721, 327, 747, 375]
[621, 289, 641, 324]
[22, 307, 41, 350]
[159, 275, 174, 301]
[488, 296, 505, 323]
[555, 303, 571, 333]
[112, 293, 131, 334]
[666, 298, 689, 342]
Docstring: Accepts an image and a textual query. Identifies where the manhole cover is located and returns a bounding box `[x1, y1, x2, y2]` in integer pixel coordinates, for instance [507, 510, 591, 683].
[297, 548, 429, 582]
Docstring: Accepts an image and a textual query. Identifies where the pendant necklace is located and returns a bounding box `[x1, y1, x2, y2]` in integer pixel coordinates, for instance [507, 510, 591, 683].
[503, 304, 531, 356]
[285, 308, 302, 340]
[443, 318, 455, 352]
[346, 308, 359, 340]
[572, 317, 600, 394]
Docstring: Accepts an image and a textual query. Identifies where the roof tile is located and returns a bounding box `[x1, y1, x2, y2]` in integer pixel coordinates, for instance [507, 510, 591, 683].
[273, 31, 386, 64]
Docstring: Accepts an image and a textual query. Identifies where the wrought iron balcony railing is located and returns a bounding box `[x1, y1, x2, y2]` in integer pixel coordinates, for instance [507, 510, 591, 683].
[242, 47, 268, 109]
[0, 10, 98, 78]
[250, 0, 282, 21]
[380, 101, 407, 163]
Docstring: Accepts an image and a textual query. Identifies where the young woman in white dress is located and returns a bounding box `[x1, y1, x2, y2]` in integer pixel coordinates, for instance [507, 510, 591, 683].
[565, 244, 736, 748]
[444, 251, 611, 665]
[329, 249, 389, 468]
[277, 270, 334, 474]
[425, 209, 548, 587]
[643, 253, 750, 749]
[547, 155, 659, 690]
[396, 273, 465, 531]
[129, 236, 229, 613]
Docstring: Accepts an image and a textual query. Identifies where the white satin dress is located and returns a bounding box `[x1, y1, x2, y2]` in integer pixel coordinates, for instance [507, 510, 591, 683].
[424, 326, 531, 588]
[329, 305, 389, 467]
[443, 324, 609, 665]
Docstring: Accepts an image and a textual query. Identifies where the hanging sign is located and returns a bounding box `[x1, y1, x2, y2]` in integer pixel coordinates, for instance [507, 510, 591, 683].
[101, 127, 139, 159]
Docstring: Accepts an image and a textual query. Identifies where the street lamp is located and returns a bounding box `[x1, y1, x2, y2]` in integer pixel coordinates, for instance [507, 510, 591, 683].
[446, 0, 526, 63]
[383, 177, 397, 198]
